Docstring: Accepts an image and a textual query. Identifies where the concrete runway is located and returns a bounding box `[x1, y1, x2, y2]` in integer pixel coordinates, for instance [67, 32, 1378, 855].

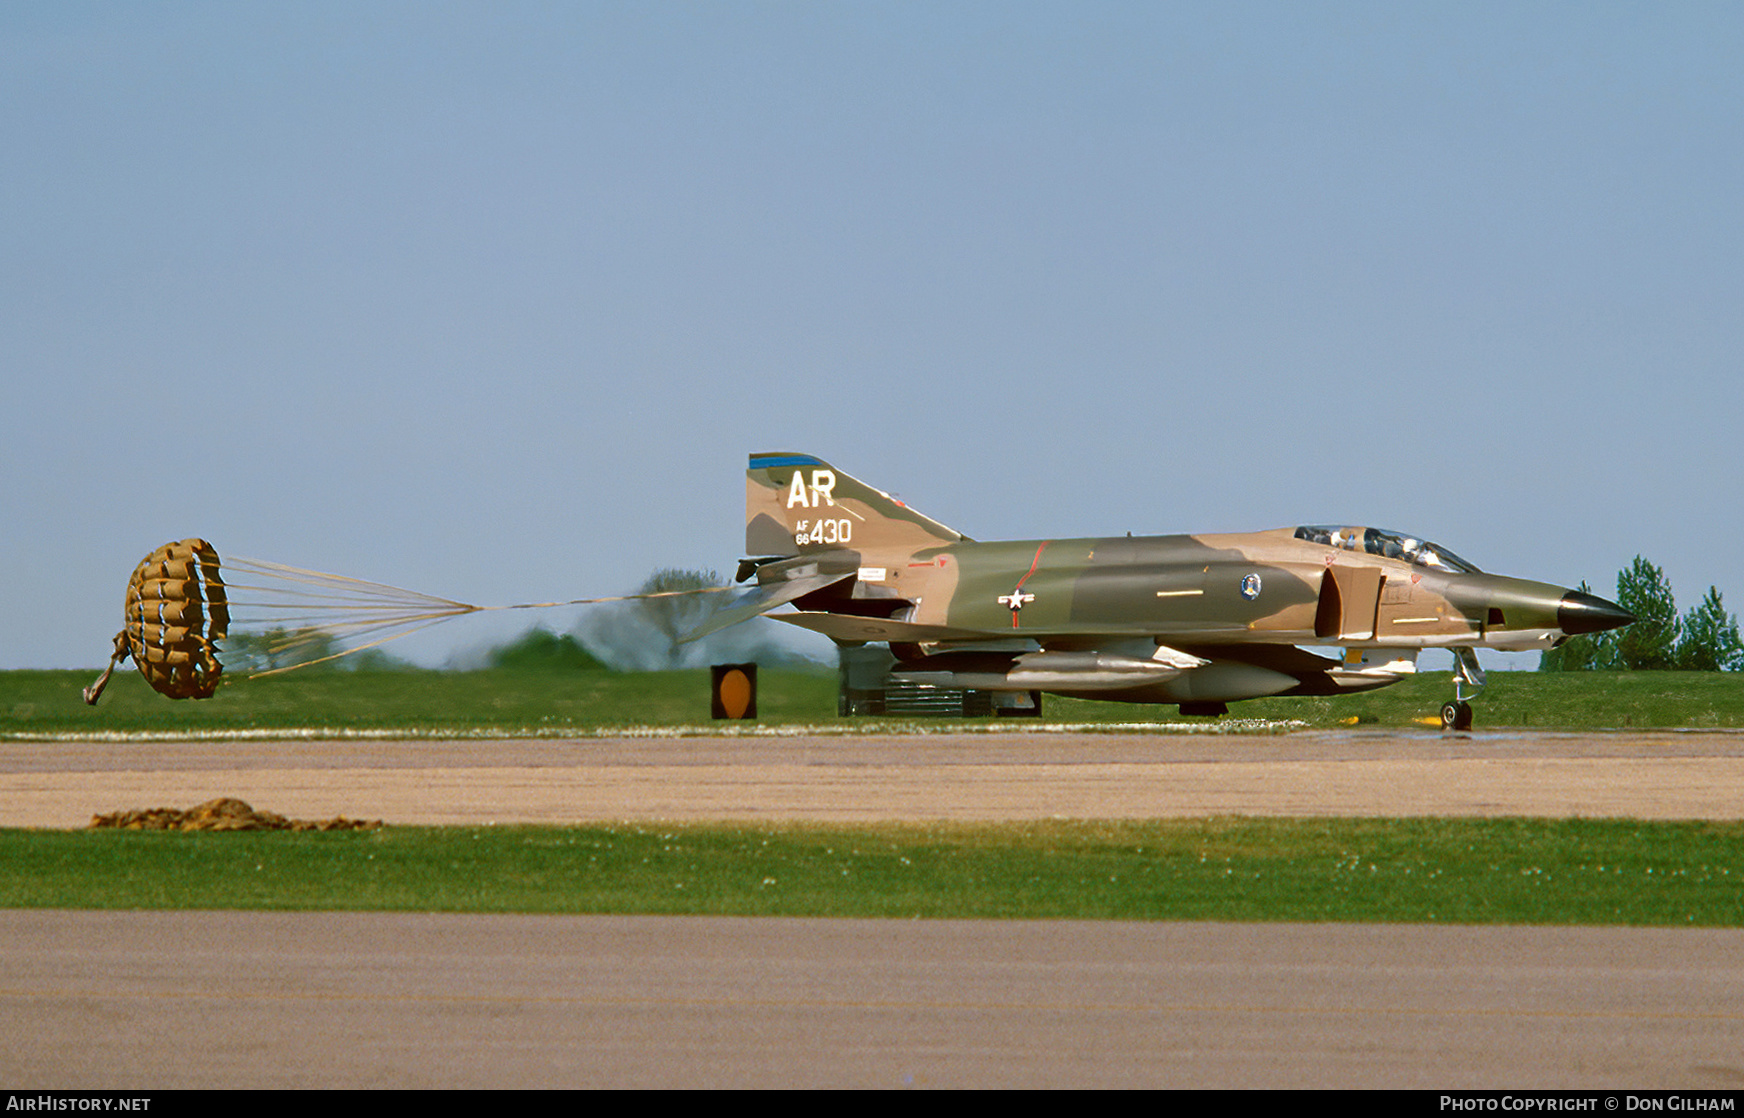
[4, 729, 1743, 1087]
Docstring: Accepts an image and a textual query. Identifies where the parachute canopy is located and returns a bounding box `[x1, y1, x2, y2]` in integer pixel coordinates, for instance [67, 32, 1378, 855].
[85, 538, 481, 704]
[86, 539, 735, 704]
[86, 539, 230, 703]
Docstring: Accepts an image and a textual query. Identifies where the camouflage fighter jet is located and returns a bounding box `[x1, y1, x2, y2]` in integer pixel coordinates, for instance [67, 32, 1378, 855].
[687, 453, 1635, 729]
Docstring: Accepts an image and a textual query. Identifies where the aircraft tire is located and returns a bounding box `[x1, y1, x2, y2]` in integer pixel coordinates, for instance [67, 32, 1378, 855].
[1440, 701, 1474, 732]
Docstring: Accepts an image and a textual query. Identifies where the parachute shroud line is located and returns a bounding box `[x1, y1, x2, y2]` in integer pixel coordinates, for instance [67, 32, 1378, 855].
[87, 540, 733, 703]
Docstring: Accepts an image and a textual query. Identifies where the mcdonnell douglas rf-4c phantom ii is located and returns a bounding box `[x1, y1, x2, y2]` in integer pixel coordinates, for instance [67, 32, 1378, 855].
[686, 454, 1636, 729]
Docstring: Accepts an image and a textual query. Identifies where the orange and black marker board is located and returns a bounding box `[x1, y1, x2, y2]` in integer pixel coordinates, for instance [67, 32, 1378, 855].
[711, 663, 757, 720]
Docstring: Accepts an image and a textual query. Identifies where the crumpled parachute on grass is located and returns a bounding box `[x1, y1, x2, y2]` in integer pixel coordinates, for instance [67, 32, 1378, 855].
[89, 796, 379, 831]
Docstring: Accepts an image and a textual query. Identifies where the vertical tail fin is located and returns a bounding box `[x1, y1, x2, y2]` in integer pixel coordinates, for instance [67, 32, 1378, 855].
[745, 453, 967, 557]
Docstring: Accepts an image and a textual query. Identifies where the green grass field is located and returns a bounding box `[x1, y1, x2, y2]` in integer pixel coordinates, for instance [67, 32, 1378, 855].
[2, 818, 1739, 926]
[1, 664, 836, 737]
[7, 663, 1744, 737]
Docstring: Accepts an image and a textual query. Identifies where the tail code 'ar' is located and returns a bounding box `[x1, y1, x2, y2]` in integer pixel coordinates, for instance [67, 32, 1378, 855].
[744, 453, 966, 557]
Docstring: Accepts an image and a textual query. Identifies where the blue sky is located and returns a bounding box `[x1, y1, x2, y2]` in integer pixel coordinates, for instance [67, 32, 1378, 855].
[4, 1, 1741, 671]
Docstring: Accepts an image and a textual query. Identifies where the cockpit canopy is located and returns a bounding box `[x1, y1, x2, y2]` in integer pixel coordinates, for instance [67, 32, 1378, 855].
[1294, 525, 1481, 575]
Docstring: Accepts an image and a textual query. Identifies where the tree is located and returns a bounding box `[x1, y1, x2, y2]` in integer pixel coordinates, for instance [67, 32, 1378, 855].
[571, 566, 824, 671]
[636, 567, 728, 662]
[1675, 587, 1744, 672]
[220, 628, 342, 673]
[573, 568, 730, 670]
[1539, 557, 1743, 673]
[221, 628, 413, 672]
[1609, 556, 1679, 670]
[485, 627, 607, 672]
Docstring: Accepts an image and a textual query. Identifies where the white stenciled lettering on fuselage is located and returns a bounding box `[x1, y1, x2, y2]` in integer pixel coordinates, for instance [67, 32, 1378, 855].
[786, 470, 838, 509]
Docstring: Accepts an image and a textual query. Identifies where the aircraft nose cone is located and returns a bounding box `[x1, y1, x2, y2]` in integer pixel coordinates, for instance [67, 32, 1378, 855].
[1557, 590, 1635, 635]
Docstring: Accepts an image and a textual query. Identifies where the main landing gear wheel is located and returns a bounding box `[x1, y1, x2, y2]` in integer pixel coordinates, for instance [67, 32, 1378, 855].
[1440, 701, 1473, 732]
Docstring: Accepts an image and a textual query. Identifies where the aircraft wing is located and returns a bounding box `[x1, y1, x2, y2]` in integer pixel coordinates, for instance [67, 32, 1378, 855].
[677, 572, 855, 643]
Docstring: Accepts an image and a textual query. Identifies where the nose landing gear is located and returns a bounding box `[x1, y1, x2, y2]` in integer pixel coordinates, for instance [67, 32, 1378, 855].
[1440, 647, 1485, 731]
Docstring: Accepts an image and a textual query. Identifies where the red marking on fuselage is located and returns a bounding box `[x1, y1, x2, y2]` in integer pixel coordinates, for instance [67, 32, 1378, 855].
[1011, 541, 1051, 629]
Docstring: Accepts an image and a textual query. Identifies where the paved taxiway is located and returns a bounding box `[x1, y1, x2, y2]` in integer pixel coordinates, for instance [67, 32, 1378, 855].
[4, 729, 1744, 825]
[4, 729, 1742, 1087]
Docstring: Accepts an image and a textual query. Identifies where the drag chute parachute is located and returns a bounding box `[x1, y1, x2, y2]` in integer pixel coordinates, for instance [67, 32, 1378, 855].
[85, 539, 230, 703]
[86, 539, 734, 704]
